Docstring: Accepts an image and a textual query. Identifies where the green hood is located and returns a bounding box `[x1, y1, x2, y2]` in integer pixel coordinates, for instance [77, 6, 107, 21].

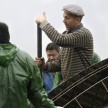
[0, 43, 17, 66]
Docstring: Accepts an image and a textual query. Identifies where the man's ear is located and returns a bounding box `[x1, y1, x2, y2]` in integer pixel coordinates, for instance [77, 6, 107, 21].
[75, 17, 81, 24]
[75, 17, 81, 22]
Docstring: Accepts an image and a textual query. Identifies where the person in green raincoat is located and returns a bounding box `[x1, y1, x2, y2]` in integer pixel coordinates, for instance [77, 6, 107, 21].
[0, 22, 62, 108]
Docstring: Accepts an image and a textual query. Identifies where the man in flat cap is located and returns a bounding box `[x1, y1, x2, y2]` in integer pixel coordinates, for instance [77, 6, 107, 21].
[35, 4, 93, 81]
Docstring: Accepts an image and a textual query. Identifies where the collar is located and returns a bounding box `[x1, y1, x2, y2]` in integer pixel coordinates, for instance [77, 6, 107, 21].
[68, 23, 83, 33]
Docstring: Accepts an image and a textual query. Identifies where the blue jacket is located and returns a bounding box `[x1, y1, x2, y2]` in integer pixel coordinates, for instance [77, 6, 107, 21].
[42, 72, 54, 93]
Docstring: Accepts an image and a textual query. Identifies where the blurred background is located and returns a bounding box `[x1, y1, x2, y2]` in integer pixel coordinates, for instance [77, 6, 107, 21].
[0, 0, 108, 60]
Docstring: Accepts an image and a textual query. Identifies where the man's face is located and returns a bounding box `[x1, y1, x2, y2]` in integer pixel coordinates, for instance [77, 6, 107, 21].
[63, 12, 80, 30]
[46, 50, 59, 62]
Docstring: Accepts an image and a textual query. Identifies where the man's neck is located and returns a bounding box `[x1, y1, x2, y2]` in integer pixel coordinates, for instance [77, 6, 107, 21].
[68, 23, 83, 33]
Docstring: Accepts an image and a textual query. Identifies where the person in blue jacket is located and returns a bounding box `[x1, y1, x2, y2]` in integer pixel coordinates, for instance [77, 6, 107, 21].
[42, 42, 60, 93]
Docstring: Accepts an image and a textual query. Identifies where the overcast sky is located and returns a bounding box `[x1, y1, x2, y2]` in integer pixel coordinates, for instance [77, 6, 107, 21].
[0, 0, 108, 60]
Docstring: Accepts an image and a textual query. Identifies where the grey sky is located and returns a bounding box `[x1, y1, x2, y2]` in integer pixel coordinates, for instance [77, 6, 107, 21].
[0, 0, 108, 60]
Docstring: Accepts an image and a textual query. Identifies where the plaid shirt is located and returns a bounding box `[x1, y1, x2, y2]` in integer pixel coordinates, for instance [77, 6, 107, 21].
[41, 22, 93, 80]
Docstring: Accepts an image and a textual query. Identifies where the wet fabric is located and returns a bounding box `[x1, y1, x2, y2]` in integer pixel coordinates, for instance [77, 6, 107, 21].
[53, 72, 62, 89]
[92, 52, 101, 64]
[0, 43, 56, 108]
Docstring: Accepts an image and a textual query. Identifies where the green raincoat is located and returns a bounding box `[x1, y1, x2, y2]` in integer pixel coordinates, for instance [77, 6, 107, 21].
[0, 43, 56, 108]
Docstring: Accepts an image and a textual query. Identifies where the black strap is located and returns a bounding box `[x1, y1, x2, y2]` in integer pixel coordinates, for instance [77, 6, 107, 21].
[75, 48, 91, 68]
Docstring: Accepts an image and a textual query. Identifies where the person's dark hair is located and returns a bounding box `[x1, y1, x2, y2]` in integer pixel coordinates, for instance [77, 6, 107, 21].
[46, 42, 60, 52]
[0, 22, 10, 42]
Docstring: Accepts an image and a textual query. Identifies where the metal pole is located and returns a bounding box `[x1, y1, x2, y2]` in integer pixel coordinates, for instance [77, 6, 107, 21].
[37, 24, 42, 58]
[37, 24, 42, 76]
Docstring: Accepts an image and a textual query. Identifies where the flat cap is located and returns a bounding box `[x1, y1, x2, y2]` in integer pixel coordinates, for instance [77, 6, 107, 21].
[63, 4, 84, 16]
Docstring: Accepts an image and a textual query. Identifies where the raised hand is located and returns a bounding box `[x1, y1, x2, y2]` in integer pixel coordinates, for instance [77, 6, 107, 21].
[35, 12, 46, 24]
